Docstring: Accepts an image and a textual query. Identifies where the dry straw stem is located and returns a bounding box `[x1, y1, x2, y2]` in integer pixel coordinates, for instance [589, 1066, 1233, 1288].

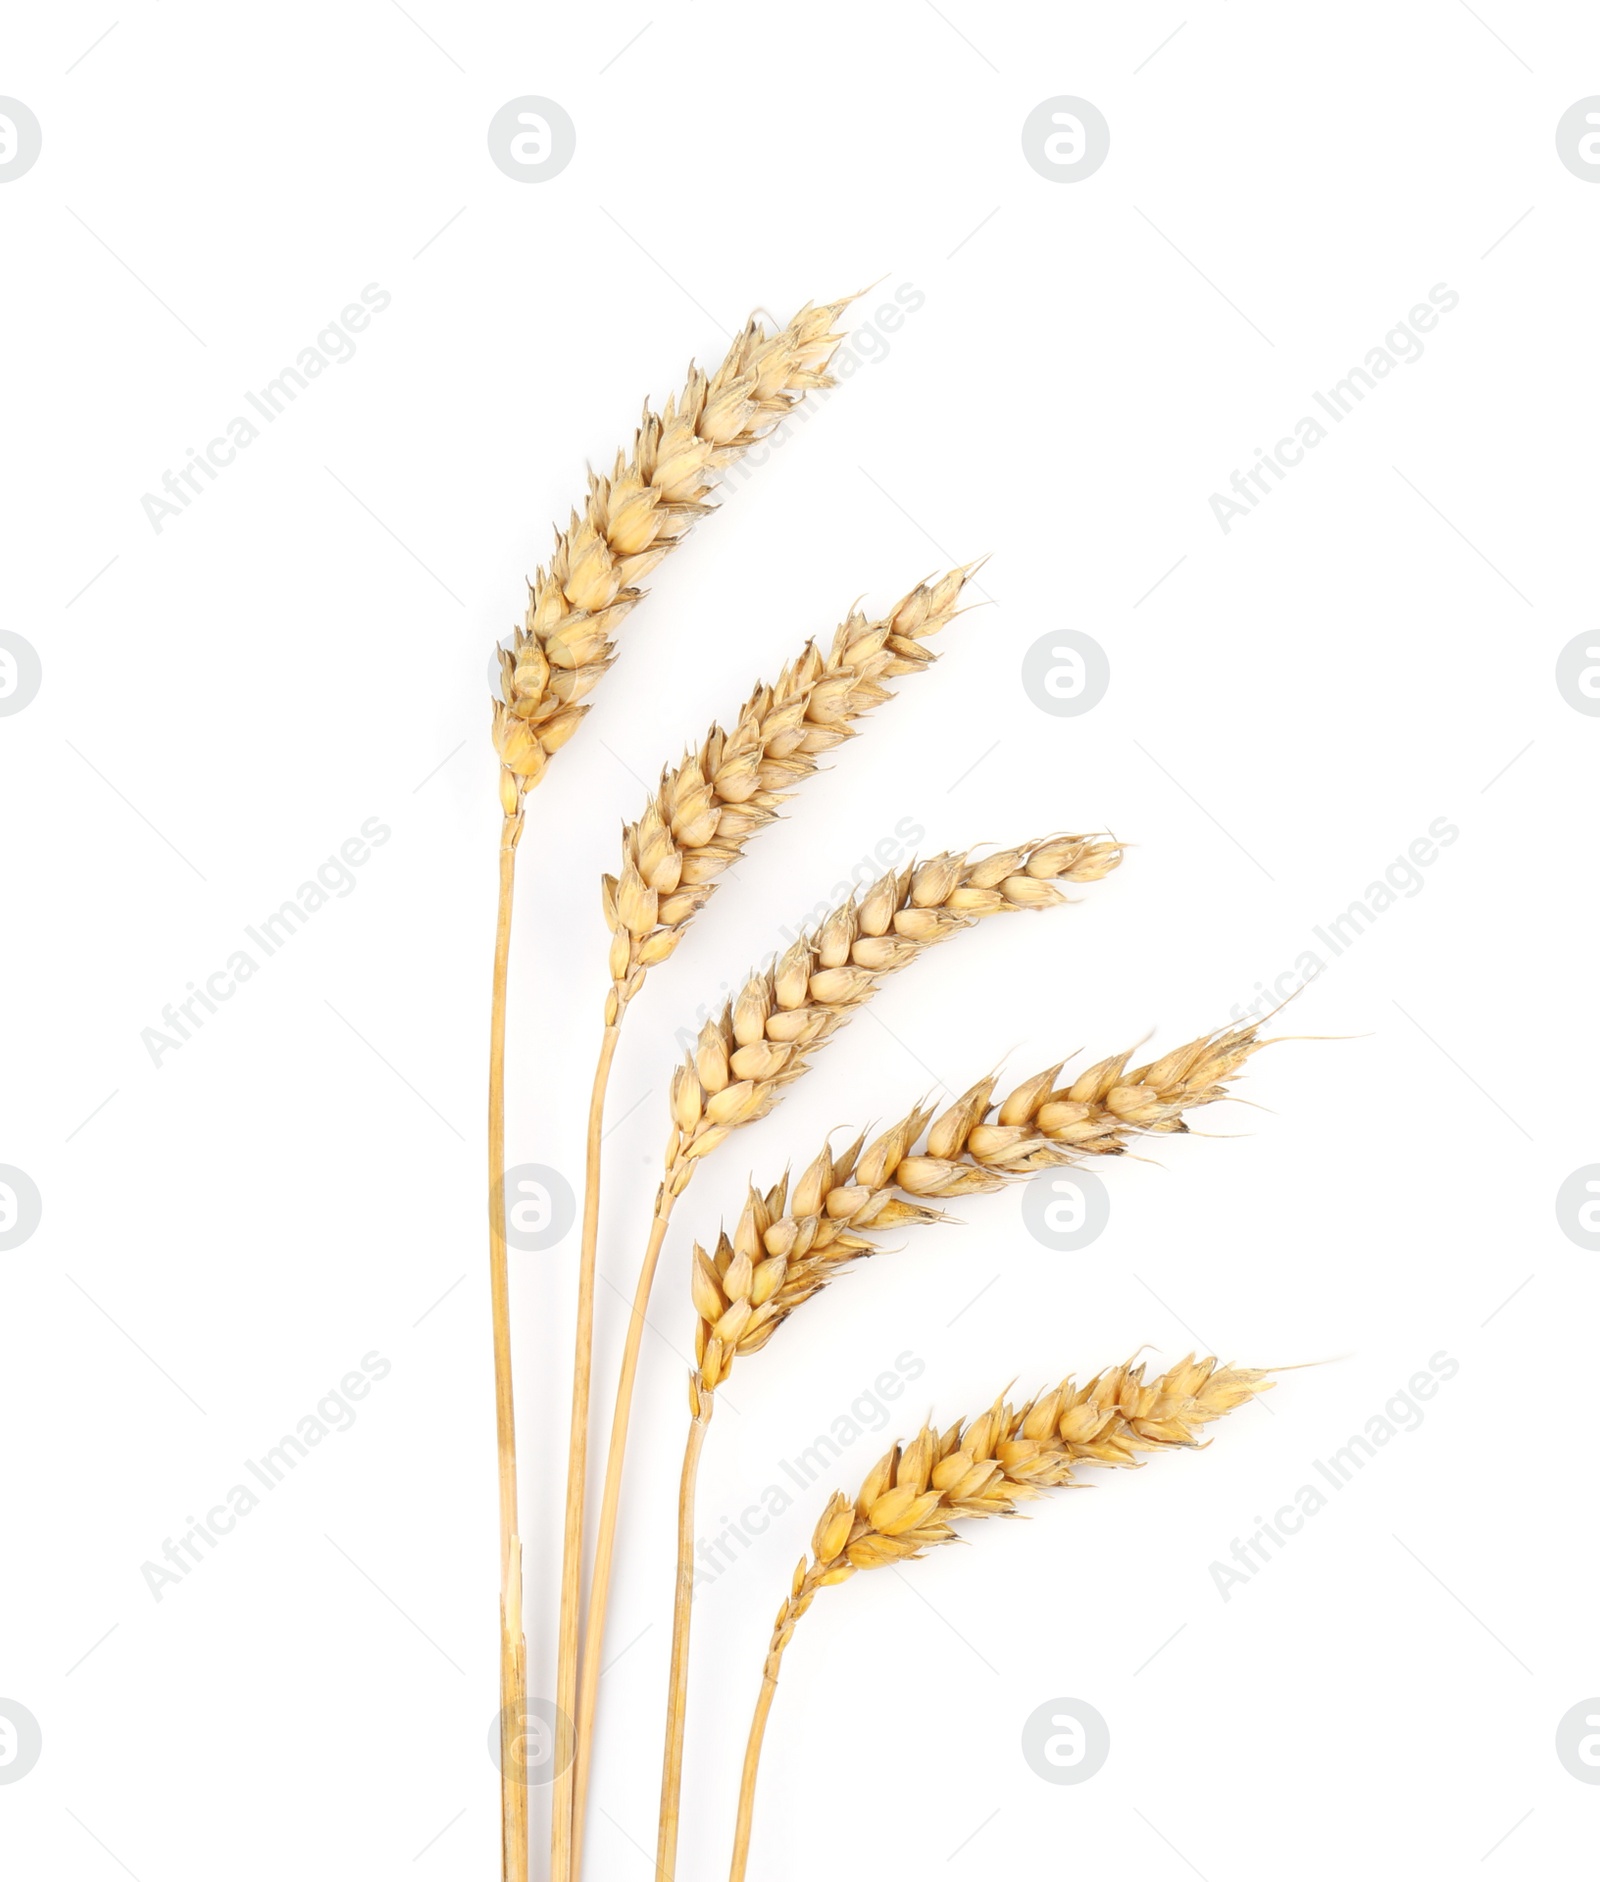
[486, 293, 847, 1882]
[492, 296, 854, 820]
[653, 1018, 1266, 1877]
[573, 832, 1123, 1871]
[555, 565, 977, 1881]
[728, 1357, 1272, 1881]
[485, 820, 529, 1882]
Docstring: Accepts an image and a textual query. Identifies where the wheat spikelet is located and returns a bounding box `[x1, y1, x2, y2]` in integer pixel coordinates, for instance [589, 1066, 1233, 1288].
[492, 297, 853, 812]
[688, 1020, 1267, 1400]
[662, 835, 1124, 1198]
[601, 566, 982, 1023]
[728, 1357, 1270, 1878]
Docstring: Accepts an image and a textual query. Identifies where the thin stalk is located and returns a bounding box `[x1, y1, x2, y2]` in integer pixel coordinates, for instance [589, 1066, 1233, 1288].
[488, 811, 528, 1882]
[550, 1019, 622, 1882]
[569, 1196, 677, 1881]
[729, 1664, 784, 1882]
[656, 1408, 711, 1881]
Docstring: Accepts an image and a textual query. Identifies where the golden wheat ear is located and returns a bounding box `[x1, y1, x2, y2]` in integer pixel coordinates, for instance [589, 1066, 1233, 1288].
[493, 294, 857, 814]
[663, 833, 1125, 1188]
[604, 562, 985, 1020]
[686, 1017, 1273, 1398]
[727, 1357, 1272, 1880]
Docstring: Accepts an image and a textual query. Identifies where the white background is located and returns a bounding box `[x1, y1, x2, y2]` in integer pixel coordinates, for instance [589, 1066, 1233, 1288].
[3, 4, 1597, 1877]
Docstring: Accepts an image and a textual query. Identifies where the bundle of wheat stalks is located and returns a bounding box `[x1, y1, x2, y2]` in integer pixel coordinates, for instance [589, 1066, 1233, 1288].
[481, 294, 1293, 1882]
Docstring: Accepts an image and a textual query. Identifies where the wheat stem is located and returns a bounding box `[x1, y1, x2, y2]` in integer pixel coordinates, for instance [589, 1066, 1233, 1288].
[729, 1670, 781, 1882]
[568, 1195, 676, 1879]
[487, 812, 528, 1882]
[657, 1406, 712, 1882]
[549, 1021, 620, 1882]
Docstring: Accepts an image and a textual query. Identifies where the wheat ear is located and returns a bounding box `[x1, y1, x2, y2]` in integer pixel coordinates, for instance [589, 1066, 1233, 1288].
[488, 297, 849, 1882]
[493, 297, 854, 815]
[574, 833, 1122, 1870]
[697, 1018, 1268, 1385]
[555, 568, 978, 1882]
[729, 1357, 1272, 1880]
[655, 1019, 1265, 1872]
[602, 564, 984, 1019]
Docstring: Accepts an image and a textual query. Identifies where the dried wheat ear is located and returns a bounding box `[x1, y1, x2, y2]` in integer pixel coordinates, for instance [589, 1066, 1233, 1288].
[689, 1020, 1268, 1400]
[662, 835, 1125, 1195]
[493, 297, 854, 810]
[602, 564, 983, 1020]
[728, 1358, 1270, 1879]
